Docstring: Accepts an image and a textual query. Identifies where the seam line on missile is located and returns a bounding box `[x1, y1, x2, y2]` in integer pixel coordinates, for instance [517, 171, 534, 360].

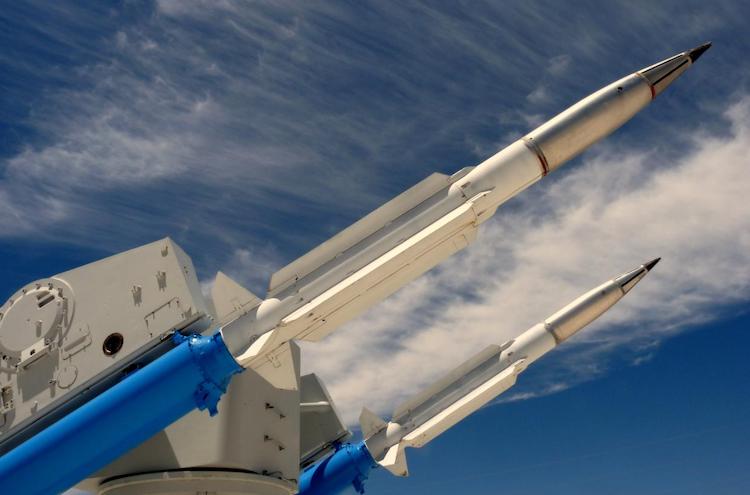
[543, 322, 562, 344]
[635, 72, 656, 100]
[522, 138, 549, 176]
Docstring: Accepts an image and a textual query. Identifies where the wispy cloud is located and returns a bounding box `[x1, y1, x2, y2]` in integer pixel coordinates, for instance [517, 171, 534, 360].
[548, 54, 572, 76]
[526, 53, 572, 104]
[301, 96, 750, 425]
[2, 0, 749, 428]
[3, 0, 742, 283]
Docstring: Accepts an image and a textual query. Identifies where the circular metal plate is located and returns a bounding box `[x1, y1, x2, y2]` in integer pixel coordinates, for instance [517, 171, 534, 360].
[98, 470, 296, 495]
[0, 278, 75, 358]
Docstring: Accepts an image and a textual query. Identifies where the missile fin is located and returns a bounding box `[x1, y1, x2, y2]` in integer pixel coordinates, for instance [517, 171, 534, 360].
[267, 171, 464, 298]
[392, 344, 502, 421]
[275, 204, 479, 344]
[402, 360, 523, 448]
[378, 444, 409, 477]
[211, 271, 262, 326]
[359, 407, 387, 439]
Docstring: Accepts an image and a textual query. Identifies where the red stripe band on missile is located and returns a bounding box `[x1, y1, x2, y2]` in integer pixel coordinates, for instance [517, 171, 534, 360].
[522, 137, 550, 176]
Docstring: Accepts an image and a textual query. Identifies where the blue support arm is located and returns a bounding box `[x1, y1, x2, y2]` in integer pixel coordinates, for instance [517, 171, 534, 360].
[299, 441, 378, 495]
[0, 332, 242, 495]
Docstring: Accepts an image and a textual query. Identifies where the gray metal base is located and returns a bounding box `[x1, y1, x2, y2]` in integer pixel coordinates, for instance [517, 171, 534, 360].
[97, 470, 297, 495]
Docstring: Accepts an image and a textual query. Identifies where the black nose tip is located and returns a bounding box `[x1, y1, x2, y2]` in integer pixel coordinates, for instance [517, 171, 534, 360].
[688, 42, 712, 63]
[644, 257, 661, 271]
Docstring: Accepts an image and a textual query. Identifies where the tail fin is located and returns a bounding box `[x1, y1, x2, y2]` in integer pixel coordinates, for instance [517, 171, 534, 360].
[380, 444, 409, 477]
[359, 408, 410, 477]
[267, 168, 474, 298]
[359, 407, 387, 439]
[211, 271, 262, 326]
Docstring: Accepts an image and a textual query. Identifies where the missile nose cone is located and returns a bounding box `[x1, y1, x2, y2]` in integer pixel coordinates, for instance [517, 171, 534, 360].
[615, 257, 661, 294]
[643, 257, 661, 271]
[638, 44, 710, 98]
[688, 42, 712, 63]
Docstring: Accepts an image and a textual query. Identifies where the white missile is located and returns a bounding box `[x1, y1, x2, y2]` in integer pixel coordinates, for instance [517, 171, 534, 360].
[218, 45, 708, 382]
[360, 259, 660, 477]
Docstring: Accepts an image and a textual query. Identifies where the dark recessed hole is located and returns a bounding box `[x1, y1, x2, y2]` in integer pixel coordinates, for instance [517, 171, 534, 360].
[103, 333, 124, 356]
[37, 292, 55, 308]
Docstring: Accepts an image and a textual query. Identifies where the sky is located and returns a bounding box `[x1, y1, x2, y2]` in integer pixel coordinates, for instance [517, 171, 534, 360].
[1, 1, 749, 494]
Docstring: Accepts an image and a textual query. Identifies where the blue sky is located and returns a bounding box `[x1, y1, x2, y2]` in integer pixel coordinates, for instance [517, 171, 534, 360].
[1, 1, 749, 494]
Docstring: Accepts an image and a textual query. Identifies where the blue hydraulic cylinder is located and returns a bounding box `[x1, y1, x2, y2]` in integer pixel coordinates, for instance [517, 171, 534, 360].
[0, 331, 242, 495]
[299, 441, 378, 495]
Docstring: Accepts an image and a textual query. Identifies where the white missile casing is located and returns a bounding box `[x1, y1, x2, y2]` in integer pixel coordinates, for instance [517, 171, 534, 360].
[362, 259, 660, 477]
[218, 45, 708, 381]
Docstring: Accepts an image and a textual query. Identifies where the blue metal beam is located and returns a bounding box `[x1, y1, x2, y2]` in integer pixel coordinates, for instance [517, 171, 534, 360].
[0, 332, 242, 495]
[299, 442, 378, 495]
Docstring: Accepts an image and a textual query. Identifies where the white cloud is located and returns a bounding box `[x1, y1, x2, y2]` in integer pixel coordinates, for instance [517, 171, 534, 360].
[301, 96, 750, 425]
[2, 1, 739, 268]
[526, 54, 572, 104]
[217, 245, 286, 296]
[526, 85, 551, 104]
[548, 54, 572, 76]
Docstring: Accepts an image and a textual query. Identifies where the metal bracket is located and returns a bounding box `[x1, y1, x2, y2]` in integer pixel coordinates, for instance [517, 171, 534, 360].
[18, 339, 51, 369]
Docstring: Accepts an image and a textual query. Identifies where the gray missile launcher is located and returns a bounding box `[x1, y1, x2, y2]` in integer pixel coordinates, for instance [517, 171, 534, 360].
[0, 239, 211, 454]
[0, 238, 351, 494]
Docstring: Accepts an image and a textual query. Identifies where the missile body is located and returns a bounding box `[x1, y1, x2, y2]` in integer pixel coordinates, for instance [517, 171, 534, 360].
[219, 45, 708, 378]
[0, 45, 706, 495]
[297, 260, 659, 494]
[361, 260, 659, 476]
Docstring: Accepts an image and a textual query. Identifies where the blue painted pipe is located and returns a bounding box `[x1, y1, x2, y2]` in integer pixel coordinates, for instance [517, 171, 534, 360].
[299, 441, 378, 495]
[0, 331, 242, 495]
